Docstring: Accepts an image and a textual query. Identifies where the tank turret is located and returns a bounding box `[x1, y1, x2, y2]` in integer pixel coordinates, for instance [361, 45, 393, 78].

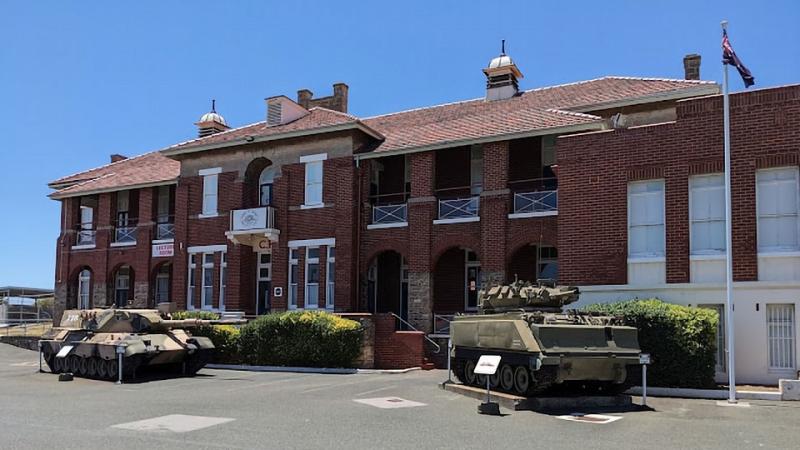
[478, 280, 580, 313]
[40, 309, 245, 381]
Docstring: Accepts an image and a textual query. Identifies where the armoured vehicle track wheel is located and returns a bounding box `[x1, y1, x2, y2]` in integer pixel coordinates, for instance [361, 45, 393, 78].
[513, 366, 530, 395]
[476, 373, 487, 387]
[86, 358, 98, 378]
[68, 355, 80, 374]
[489, 372, 501, 389]
[464, 360, 477, 385]
[499, 365, 514, 392]
[78, 358, 89, 376]
[106, 359, 118, 380]
[52, 357, 64, 374]
[96, 359, 108, 379]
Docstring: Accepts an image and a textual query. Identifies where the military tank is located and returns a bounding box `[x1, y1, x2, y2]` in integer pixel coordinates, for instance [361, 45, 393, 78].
[40, 308, 243, 381]
[450, 280, 641, 396]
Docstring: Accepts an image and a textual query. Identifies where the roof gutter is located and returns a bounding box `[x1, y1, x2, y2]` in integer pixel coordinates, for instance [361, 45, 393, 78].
[570, 85, 721, 113]
[49, 179, 178, 200]
[162, 122, 384, 157]
[354, 121, 605, 160]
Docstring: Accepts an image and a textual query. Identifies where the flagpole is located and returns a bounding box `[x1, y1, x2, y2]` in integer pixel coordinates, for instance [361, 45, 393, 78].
[721, 19, 737, 404]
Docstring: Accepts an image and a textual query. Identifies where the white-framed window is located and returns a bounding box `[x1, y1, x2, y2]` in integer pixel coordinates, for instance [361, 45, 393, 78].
[115, 266, 131, 307]
[259, 167, 275, 207]
[766, 303, 796, 371]
[465, 249, 481, 311]
[155, 264, 170, 304]
[690, 174, 726, 255]
[326, 246, 335, 310]
[201, 253, 214, 309]
[305, 247, 320, 309]
[219, 252, 227, 310]
[757, 167, 800, 252]
[301, 153, 326, 207]
[288, 248, 299, 309]
[200, 167, 221, 216]
[537, 246, 559, 281]
[470, 145, 483, 196]
[77, 269, 91, 309]
[187, 254, 197, 309]
[304, 161, 323, 206]
[628, 180, 666, 258]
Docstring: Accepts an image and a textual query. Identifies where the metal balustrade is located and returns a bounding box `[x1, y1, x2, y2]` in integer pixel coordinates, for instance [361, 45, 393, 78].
[114, 225, 137, 244]
[513, 190, 558, 214]
[76, 229, 96, 246]
[433, 314, 455, 335]
[438, 196, 479, 220]
[156, 222, 175, 240]
[372, 203, 407, 224]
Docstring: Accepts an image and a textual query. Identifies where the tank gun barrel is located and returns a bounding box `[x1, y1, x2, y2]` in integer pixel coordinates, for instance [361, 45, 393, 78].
[160, 318, 247, 327]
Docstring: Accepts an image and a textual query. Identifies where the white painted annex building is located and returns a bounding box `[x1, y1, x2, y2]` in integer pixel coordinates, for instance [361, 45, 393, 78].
[574, 169, 800, 386]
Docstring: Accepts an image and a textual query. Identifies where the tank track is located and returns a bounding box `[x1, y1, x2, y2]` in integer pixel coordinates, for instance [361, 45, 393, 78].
[453, 357, 557, 397]
[43, 350, 144, 381]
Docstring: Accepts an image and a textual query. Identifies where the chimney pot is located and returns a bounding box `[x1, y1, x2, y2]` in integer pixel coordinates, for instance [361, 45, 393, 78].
[683, 54, 701, 80]
[297, 89, 313, 109]
[110, 154, 127, 163]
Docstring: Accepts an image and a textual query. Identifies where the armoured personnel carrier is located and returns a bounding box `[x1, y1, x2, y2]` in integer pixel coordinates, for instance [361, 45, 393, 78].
[450, 280, 641, 396]
[40, 308, 242, 381]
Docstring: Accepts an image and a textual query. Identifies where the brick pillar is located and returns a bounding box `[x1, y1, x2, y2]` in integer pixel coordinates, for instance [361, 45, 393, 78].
[666, 166, 689, 283]
[137, 186, 155, 245]
[407, 152, 436, 332]
[480, 141, 509, 284]
[333, 158, 357, 311]
[173, 180, 190, 310]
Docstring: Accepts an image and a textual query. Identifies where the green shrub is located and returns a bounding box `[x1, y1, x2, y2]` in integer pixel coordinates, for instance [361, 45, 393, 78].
[171, 310, 220, 320]
[583, 299, 719, 388]
[189, 324, 242, 364]
[238, 311, 363, 368]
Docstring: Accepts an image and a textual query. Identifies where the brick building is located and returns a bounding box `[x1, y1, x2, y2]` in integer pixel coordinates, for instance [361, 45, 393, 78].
[49, 51, 798, 379]
[559, 84, 800, 384]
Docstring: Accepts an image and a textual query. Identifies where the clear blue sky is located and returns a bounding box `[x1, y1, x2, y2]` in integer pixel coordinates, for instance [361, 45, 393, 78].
[1, 1, 798, 289]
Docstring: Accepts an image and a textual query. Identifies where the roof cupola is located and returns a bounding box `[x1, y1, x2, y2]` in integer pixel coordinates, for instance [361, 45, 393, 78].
[483, 40, 523, 101]
[195, 99, 230, 137]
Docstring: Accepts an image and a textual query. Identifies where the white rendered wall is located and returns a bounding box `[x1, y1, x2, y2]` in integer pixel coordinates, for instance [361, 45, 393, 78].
[576, 282, 800, 386]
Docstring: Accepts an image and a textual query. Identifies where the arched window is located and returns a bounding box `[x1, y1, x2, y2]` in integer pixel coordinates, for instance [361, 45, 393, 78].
[154, 264, 171, 304]
[77, 269, 91, 309]
[114, 266, 132, 307]
[259, 166, 276, 206]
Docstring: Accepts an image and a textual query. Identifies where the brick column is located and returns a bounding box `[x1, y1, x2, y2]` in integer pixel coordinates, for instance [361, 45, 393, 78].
[407, 152, 436, 332]
[480, 141, 509, 285]
[666, 166, 689, 283]
[172, 180, 190, 310]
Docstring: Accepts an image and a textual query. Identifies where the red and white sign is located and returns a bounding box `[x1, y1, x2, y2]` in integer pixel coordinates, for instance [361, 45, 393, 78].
[152, 243, 174, 257]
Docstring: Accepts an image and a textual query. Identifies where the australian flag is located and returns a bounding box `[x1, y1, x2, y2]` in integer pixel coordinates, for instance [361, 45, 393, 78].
[722, 29, 755, 87]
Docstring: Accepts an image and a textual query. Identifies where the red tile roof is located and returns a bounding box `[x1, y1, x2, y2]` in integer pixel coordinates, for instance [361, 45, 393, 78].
[362, 77, 719, 153]
[49, 76, 718, 197]
[49, 152, 179, 199]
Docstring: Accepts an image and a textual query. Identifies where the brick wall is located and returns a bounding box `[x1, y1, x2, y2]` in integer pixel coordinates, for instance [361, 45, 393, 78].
[558, 84, 800, 285]
[372, 313, 425, 369]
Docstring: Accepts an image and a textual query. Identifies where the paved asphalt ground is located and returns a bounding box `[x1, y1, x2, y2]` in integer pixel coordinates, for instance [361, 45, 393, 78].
[1, 344, 799, 450]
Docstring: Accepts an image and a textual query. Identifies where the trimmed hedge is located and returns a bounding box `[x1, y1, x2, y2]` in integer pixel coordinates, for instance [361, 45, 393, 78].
[583, 299, 719, 388]
[239, 311, 363, 368]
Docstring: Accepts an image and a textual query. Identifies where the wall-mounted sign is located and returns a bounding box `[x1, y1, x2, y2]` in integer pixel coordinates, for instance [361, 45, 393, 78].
[152, 243, 174, 258]
[273, 287, 283, 297]
[255, 237, 271, 251]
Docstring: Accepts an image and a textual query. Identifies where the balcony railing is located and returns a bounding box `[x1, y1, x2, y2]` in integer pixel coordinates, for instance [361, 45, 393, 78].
[230, 206, 276, 232]
[513, 190, 558, 214]
[155, 219, 175, 240]
[372, 203, 407, 224]
[114, 222, 138, 244]
[438, 196, 479, 220]
[75, 226, 96, 246]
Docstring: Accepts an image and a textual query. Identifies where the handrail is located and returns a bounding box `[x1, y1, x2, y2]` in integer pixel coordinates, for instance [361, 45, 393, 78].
[389, 312, 441, 353]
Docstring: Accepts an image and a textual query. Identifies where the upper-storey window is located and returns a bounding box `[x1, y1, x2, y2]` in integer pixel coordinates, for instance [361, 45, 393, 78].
[469, 145, 483, 196]
[757, 167, 800, 252]
[259, 166, 275, 207]
[301, 154, 326, 207]
[199, 167, 221, 217]
[628, 180, 665, 258]
[690, 174, 726, 255]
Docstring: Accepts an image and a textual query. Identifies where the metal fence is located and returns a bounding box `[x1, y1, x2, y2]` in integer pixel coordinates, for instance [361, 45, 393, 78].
[438, 197, 479, 220]
[513, 190, 558, 214]
[372, 203, 407, 224]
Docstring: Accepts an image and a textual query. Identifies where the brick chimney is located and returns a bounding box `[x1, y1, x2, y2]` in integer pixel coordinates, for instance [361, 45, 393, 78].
[110, 154, 127, 163]
[296, 83, 348, 113]
[683, 54, 701, 80]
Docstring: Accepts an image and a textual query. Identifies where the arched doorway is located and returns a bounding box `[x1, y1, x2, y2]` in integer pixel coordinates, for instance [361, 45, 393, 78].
[244, 157, 275, 208]
[367, 251, 409, 324]
[112, 265, 134, 307]
[153, 262, 172, 307]
[507, 244, 559, 284]
[433, 247, 481, 314]
[72, 267, 92, 310]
